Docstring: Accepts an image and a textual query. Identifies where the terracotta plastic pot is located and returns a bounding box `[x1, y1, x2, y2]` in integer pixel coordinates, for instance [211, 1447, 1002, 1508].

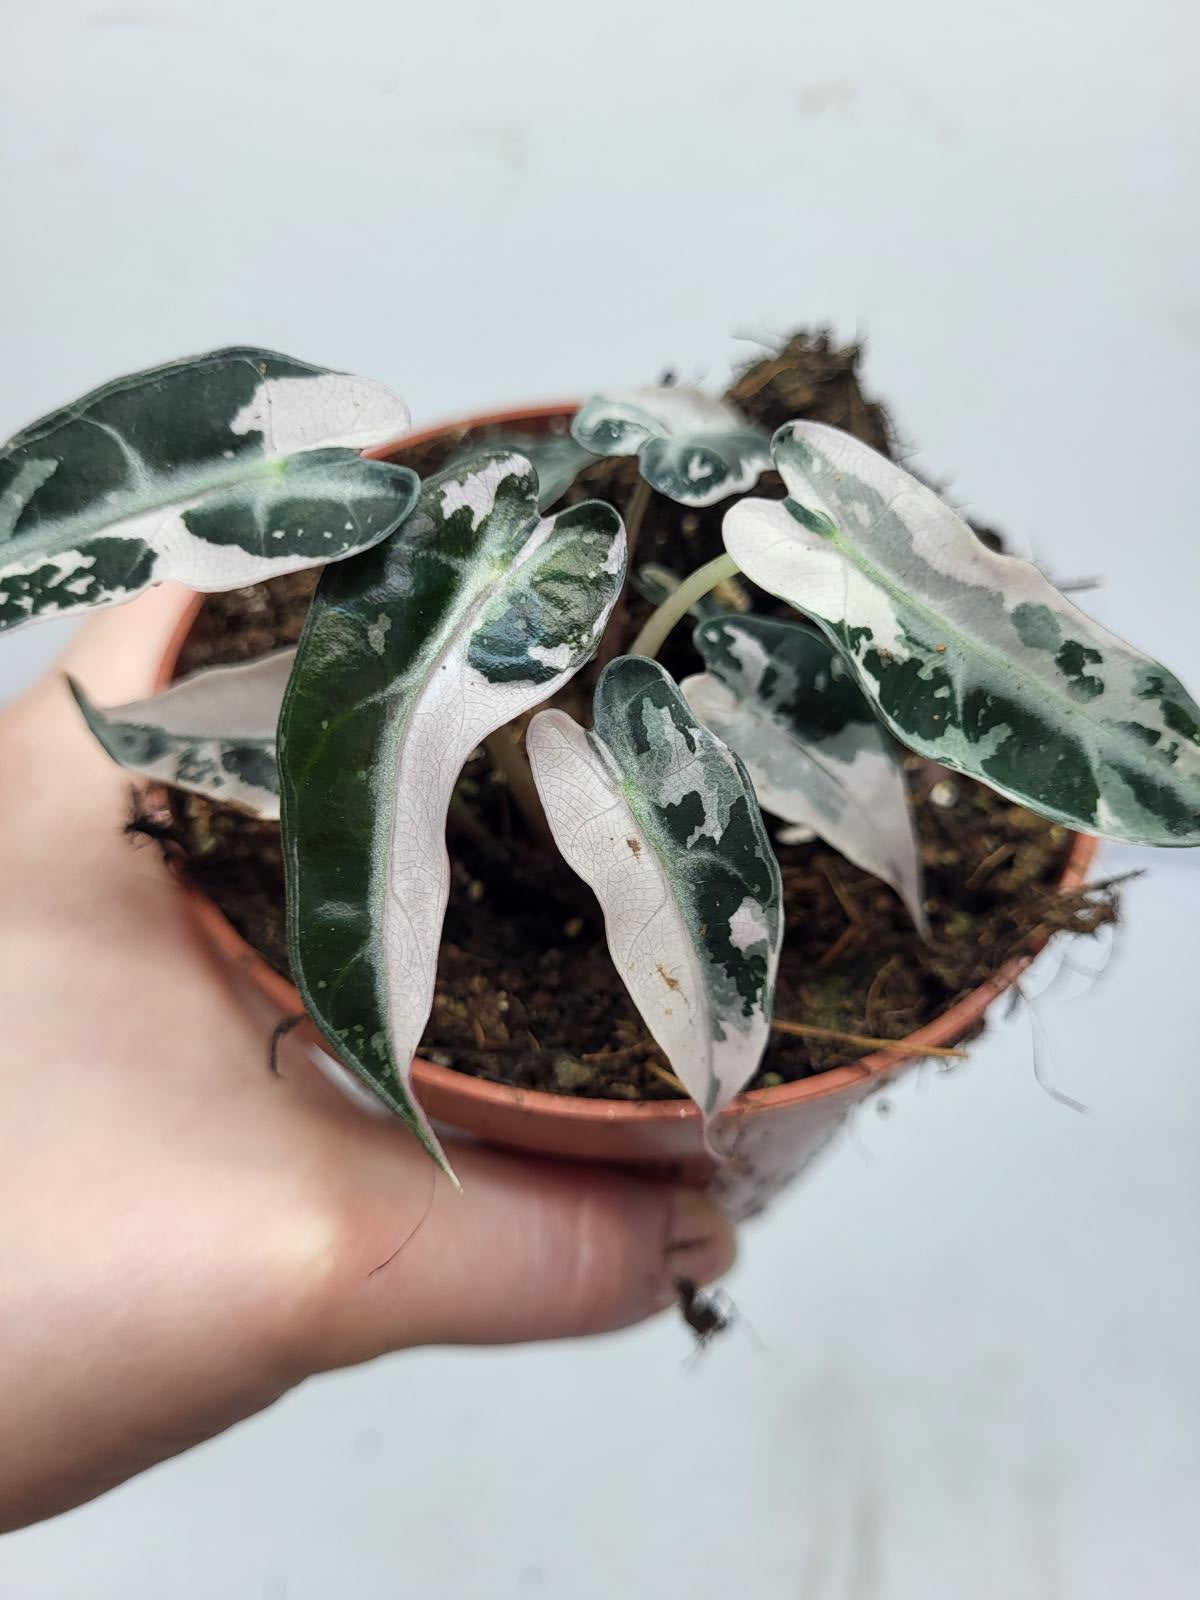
[161, 404, 1099, 1218]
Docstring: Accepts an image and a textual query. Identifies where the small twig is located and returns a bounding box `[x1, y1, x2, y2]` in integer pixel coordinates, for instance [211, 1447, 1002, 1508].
[864, 953, 903, 1031]
[731, 360, 787, 401]
[580, 1040, 687, 1093]
[818, 859, 863, 926]
[815, 921, 863, 970]
[438, 1022, 557, 1064]
[644, 1058, 688, 1094]
[485, 728, 553, 850]
[1014, 870, 1137, 955]
[624, 473, 653, 555]
[581, 1041, 650, 1064]
[269, 1012, 307, 1076]
[965, 842, 1016, 890]
[1056, 576, 1102, 594]
[494, 770, 513, 843]
[447, 794, 506, 862]
[770, 1017, 967, 1060]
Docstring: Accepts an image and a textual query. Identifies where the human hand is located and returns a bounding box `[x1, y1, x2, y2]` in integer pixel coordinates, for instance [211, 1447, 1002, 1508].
[0, 588, 735, 1531]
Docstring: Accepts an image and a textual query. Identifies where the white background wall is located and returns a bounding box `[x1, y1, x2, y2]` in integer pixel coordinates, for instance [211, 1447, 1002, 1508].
[1, 2, 1198, 1595]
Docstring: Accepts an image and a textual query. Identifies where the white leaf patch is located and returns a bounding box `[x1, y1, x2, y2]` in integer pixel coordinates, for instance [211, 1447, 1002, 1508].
[228, 372, 411, 454]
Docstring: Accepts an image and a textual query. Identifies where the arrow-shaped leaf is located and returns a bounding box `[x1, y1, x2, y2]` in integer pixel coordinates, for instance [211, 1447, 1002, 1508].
[68, 649, 295, 819]
[277, 451, 627, 1169]
[449, 431, 595, 510]
[0, 347, 418, 635]
[724, 422, 1200, 847]
[572, 386, 770, 507]
[680, 615, 926, 931]
[527, 655, 782, 1120]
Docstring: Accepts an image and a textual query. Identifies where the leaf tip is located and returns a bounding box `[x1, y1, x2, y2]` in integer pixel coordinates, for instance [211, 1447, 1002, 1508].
[63, 671, 111, 751]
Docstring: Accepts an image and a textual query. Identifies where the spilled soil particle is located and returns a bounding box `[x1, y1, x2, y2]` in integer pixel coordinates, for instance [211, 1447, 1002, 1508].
[169, 333, 1119, 1100]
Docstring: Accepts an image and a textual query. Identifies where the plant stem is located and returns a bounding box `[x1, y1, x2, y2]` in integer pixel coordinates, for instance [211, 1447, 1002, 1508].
[485, 728, 553, 850]
[595, 474, 653, 670]
[622, 474, 653, 559]
[448, 794, 506, 862]
[630, 552, 741, 660]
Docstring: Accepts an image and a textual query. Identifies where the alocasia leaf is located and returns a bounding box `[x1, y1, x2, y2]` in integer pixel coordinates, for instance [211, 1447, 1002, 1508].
[571, 386, 771, 507]
[680, 615, 926, 931]
[449, 431, 595, 510]
[0, 347, 418, 635]
[277, 451, 626, 1169]
[724, 422, 1200, 847]
[527, 655, 782, 1120]
[68, 649, 295, 819]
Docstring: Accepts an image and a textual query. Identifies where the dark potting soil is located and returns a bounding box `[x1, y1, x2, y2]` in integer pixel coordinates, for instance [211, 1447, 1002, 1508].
[166, 332, 1119, 1100]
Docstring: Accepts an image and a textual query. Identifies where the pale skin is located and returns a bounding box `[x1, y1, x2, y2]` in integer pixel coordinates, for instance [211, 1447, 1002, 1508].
[0, 585, 736, 1533]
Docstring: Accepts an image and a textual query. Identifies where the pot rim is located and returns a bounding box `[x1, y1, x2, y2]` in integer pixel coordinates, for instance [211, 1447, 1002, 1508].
[161, 401, 1100, 1130]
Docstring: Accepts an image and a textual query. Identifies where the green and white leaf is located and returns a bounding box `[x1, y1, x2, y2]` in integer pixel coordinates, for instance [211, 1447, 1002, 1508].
[724, 422, 1200, 847]
[278, 451, 627, 1169]
[68, 649, 295, 819]
[449, 430, 595, 510]
[0, 347, 419, 635]
[527, 655, 782, 1120]
[571, 386, 771, 507]
[681, 615, 926, 931]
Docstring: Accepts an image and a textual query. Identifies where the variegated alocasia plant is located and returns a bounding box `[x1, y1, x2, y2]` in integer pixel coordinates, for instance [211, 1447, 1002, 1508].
[19, 342, 1198, 1185]
[527, 656, 782, 1122]
[723, 422, 1200, 847]
[0, 347, 417, 634]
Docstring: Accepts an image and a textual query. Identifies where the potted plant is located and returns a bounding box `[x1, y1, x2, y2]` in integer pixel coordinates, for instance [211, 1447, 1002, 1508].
[3, 335, 1189, 1219]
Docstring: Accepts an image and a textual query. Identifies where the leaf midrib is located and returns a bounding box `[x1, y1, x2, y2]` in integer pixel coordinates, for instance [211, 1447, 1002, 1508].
[2, 447, 295, 563]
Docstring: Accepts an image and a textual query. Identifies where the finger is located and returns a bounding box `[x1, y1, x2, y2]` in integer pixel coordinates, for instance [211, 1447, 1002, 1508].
[57, 582, 196, 704]
[1, 584, 199, 806]
[303, 1132, 737, 1366]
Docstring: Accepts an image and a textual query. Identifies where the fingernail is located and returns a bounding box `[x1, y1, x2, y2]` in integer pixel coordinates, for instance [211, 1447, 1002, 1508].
[657, 1187, 737, 1308]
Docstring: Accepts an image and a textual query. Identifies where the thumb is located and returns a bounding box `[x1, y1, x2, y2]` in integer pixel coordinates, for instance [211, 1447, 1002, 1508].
[0, 584, 199, 815]
[301, 1134, 737, 1365]
[56, 581, 197, 705]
